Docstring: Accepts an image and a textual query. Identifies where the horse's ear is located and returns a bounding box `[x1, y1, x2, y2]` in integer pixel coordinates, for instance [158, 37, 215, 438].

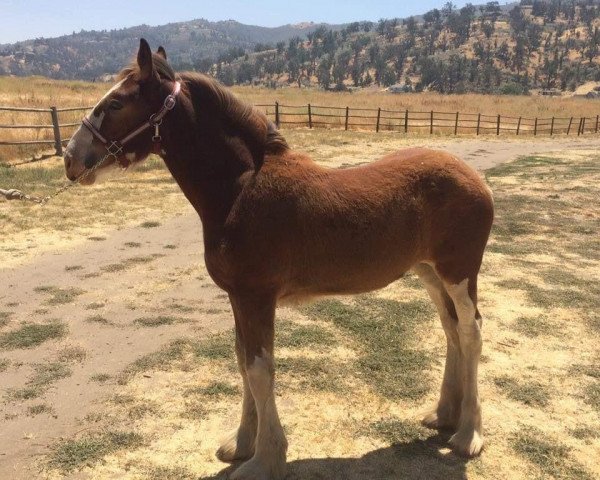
[156, 46, 167, 60]
[137, 38, 155, 82]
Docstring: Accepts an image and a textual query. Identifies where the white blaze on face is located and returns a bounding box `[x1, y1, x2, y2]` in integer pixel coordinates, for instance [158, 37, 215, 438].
[65, 79, 124, 160]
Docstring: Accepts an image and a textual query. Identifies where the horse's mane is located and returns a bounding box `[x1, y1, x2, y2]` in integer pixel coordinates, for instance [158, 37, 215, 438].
[118, 55, 289, 168]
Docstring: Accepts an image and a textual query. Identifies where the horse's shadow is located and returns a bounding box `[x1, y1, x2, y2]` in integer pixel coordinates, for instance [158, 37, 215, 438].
[200, 432, 469, 480]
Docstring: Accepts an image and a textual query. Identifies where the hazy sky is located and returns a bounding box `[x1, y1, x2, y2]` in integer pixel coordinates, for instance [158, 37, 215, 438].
[0, 0, 492, 44]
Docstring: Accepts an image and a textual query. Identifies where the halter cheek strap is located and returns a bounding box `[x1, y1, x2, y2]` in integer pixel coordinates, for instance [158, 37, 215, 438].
[81, 81, 181, 168]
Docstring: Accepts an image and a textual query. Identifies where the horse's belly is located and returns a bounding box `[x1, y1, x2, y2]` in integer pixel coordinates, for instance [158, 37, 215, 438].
[280, 250, 415, 303]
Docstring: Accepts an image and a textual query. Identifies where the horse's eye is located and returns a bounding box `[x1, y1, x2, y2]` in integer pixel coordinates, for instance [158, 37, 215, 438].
[108, 99, 123, 111]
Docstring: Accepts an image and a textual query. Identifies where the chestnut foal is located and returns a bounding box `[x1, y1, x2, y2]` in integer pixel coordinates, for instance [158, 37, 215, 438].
[64, 39, 494, 479]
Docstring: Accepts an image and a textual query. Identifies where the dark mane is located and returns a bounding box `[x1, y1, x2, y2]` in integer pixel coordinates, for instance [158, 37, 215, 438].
[179, 71, 289, 158]
[118, 56, 289, 168]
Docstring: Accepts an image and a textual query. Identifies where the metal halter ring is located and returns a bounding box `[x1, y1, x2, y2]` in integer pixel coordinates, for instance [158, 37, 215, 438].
[163, 95, 177, 110]
[106, 141, 123, 157]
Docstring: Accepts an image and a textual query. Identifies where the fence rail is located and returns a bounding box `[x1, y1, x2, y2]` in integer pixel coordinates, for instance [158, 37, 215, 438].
[2, 102, 600, 160]
[0, 105, 92, 156]
[254, 102, 600, 137]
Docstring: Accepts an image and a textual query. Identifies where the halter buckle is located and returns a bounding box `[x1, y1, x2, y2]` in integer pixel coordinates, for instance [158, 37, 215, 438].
[164, 95, 177, 110]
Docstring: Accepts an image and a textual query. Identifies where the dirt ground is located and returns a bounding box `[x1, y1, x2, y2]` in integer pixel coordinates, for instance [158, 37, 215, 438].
[0, 132, 599, 480]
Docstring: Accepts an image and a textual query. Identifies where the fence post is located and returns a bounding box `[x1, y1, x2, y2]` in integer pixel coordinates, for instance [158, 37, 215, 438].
[534, 117, 538, 136]
[596, 115, 599, 133]
[430, 110, 434, 135]
[345, 107, 349, 131]
[577, 117, 583, 136]
[581, 117, 586, 134]
[516, 116, 522, 135]
[275, 102, 280, 128]
[376, 107, 381, 133]
[476, 113, 481, 135]
[567, 116, 573, 135]
[496, 115, 501, 136]
[454, 112, 459, 135]
[404, 109, 408, 133]
[550, 117, 554, 136]
[50, 106, 63, 156]
[308, 104, 312, 129]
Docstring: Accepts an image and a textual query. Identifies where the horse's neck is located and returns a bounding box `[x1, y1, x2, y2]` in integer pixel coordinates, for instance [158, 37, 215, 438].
[161, 113, 253, 237]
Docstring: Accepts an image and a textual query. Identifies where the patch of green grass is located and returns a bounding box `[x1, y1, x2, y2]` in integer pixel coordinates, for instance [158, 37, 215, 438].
[85, 315, 111, 326]
[27, 403, 54, 416]
[0, 322, 67, 350]
[34, 286, 85, 306]
[276, 321, 336, 349]
[181, 400, 209, 420]
[133, 315, 185, 328]
[101, 255, 162, 274]
[85, 302, 105, 311]
[163, 244, 178, 250]
[0, 311, 14, 328]
[64, 265, 83, 272]
[118, 332, 235, 384]
[128, 402, 159, 420]
[277, 356, 347, 392]
[48, 431, 143, 473]
[494, 375, 551, 408]
[302, 296, 435, 400]
[511, 426, 593, 480]
[570, 426, 598, 440]
[7, 362, 72, 400]
[117, 339, 200, 384]
[57, 346, 87, 363]
[140, 221, 161, 228]
[146, 466, 195, 480]
[90, 373, 111, 383]
[367, 417, 430, 444]
[185, 381, 239, 398]
[584, 383, 600, 413]
[513, 315, 557, 338]
[124, 242, 142, 248]
[0, 358, 10, 372]
[169, 303, 195, 313]
[194, 331, 234, 360]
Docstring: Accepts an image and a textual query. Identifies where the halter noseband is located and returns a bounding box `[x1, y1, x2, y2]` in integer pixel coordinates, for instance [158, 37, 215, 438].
[81, 81, 181, 168]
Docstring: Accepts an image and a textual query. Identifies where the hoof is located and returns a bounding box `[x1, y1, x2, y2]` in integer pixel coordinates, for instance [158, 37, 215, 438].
[421, 405, 459, 431]
[230, 456, 287, 480]
[449, 429, 484, 457]
[216, 428, 255, 464]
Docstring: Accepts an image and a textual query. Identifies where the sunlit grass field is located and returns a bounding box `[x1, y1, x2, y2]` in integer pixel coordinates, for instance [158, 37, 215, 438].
[2, 75, 600, 162]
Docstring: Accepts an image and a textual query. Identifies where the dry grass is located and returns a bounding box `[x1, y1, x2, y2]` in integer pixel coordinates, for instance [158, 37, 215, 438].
[3, 75, 600, 162]
[1, 102, 598, 479]
[34, 149, 598, 480]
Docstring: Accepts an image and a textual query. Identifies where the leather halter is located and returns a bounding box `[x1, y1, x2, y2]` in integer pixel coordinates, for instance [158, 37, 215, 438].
[81, 81, 181, 168]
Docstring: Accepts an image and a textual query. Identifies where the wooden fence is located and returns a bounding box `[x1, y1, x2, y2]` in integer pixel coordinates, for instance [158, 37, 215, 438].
[0, 105, 92, 157]
[255, 102, 600, 137]
[2, 102, 599, 159]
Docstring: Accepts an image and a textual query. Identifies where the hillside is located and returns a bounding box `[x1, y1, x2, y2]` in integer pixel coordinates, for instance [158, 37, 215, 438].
[0, 19, 336, 80]
[214, 0, 600, 94]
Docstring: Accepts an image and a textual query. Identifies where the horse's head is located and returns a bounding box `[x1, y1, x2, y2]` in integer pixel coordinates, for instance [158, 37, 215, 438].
[64, 39, 178, 184]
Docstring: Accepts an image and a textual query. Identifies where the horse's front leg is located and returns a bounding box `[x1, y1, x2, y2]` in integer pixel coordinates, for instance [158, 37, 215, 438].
[228, 292, 287, 480]
[216, 326, 257, 463]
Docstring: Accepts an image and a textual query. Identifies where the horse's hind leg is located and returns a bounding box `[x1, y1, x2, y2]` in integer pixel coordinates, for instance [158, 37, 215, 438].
[439, 271, 484, 457]
[413, 264, 462, 431]
[216, 324, 257, 463]
[228, 293, 287, 480]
